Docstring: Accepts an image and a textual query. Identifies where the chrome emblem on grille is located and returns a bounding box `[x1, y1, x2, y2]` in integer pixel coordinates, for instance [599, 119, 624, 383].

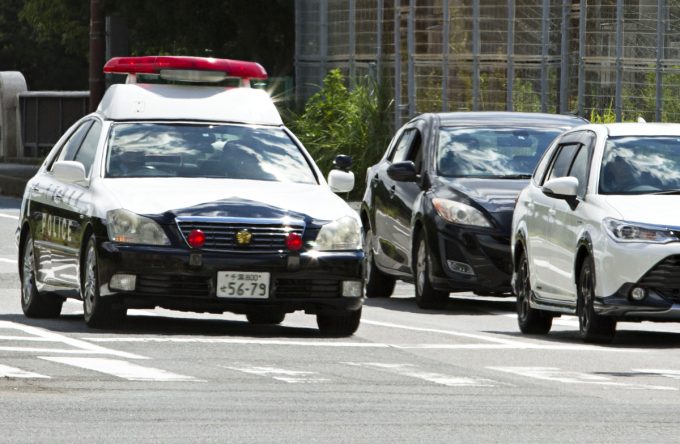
[236, 229, 253, 245]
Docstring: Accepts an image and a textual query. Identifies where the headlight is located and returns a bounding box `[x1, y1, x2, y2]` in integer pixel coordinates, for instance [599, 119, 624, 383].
[107, 209, 170, 246]
[603, 217, 679, 244]
[432, 198, 491, 227]
[313, 216, 361, 251]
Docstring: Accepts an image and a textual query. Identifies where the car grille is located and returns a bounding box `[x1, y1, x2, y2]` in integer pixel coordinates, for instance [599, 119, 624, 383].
[176, 217, 305, 253]
[136, 275, 212, 297]
[638, 255, 680, 302]
[274, 279, 341, 299]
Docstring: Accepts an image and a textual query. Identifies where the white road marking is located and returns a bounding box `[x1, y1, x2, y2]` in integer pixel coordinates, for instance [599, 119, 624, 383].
[40, 357, 198, 382]
[0, 321, 146, 360]
[0, 258, 16, 264]
[488, 366, 676, 391]
[502, 313, 579, 327]
[345, 362, 499, 387]
[0, 213, 19, 220]
[222, 365, 329, 383]
[633, 369, 680, 380]
[0, 364, 49, 379]
[83, 337, 391, 347]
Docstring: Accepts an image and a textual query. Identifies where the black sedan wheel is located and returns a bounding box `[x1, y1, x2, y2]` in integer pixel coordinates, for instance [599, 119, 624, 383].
[414, 232, 448, 309]
[82, 235, 126, 328]
[364, 228, 396, 298]
[516, 251, 551, 335]
[316, 308, 361, 337]
[20, 234, 63, 318]
[577, 256, 616, 343]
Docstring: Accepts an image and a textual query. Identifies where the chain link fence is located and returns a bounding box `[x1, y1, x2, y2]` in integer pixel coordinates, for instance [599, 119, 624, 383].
[295, 0, 680, 128]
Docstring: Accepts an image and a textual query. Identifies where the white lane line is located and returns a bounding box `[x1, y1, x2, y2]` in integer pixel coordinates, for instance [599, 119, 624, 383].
[0, 364, 49, 379]
[0, 258, 16, 264]
[82, 337, 390, 347]
[222, 365, 329, 384]
[633, 369, 680, 380]
[0, 335, 61, 342]
[0, 213, 19, 220]
[0, 321, 146, 360]
[40, 357, 198, 382]
[345, 362, 499, 387]
[501, 313, 579, 327]
[489, 366, 676, 391]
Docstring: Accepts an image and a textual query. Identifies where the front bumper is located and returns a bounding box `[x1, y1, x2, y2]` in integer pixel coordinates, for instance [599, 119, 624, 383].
[426, 216, 512, 294]
[97, 241, 364, 315]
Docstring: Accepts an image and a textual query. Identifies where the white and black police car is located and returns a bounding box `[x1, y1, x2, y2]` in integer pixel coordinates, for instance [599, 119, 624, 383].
[18, 56, 364, 336]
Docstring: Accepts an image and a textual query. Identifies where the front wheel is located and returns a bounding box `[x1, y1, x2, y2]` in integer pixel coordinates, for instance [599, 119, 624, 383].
[364, 228, 396, 298]
[515, 251, 552, 335]
[577, 256, 616, 343]
[316, 308, 361, 337]
[414, 232, 448, 309]
[20, 234, 63, 318]
[82, 235, 126, 328]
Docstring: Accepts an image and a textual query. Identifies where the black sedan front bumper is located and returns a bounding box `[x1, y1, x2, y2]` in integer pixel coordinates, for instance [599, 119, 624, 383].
[97, 241, 364, 316]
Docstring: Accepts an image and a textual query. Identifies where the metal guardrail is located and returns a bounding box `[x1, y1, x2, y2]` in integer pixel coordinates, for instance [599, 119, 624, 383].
[18, 91, 89, 158]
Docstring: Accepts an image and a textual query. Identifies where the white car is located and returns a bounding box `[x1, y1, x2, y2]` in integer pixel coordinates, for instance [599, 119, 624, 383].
[17, 56, 364, 336]
[512, 122, 680, 343]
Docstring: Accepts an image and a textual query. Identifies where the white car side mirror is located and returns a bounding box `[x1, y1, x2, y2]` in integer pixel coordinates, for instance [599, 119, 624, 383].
[328, 169, 355, 193]
[53, 161, 87, 184]
[543, 176, 578, 198]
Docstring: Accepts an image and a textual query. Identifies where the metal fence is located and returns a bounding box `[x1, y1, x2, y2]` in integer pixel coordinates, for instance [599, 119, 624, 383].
[294, 0, 680, 128]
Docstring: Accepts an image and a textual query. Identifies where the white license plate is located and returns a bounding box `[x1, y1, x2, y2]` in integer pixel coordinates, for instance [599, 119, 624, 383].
[216, 271, 270, 298]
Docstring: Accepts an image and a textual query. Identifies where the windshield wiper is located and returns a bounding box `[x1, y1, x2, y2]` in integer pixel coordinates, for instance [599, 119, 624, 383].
[492, 174, 532, 179]
[651, 189, 680, 195]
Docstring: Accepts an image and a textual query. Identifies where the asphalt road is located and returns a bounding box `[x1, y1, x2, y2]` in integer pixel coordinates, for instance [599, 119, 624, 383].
[2, 196, 680, 443]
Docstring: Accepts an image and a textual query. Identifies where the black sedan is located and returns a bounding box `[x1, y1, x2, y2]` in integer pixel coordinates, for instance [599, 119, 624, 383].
[360, 112, 587, 308]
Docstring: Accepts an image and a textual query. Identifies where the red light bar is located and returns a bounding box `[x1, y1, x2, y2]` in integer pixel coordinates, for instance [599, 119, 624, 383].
[103, 56, 268, 79]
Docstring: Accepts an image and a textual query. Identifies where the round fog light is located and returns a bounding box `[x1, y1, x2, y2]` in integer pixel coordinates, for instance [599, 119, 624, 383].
[630, 287, 647, 301]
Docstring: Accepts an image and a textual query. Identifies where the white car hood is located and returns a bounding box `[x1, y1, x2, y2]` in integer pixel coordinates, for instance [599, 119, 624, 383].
[100, 178, 356, 221]
[604, 195, 680, 226]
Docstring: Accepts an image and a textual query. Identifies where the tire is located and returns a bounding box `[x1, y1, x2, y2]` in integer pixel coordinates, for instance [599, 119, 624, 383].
[414, 232, 448, 309]
[82, 235, 126, 328]
[316, 308, 362, 337]
[20, 234, 63, 318]
[577, 256, 616, 343]
[246, 312, 285, 325]
[364, 228, 396, 298]
[515, 250, 552, 335]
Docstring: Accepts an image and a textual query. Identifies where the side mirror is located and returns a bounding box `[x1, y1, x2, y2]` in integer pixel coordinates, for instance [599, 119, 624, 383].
[387, 161, 417, 182]
[328, 169, 355, 193]
[542, 176, 578, 198]
[333, 154, 352, 172]
[53, 161, 87, 184]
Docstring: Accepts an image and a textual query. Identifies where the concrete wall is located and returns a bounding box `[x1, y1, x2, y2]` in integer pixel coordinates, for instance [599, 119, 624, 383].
[0, 72, 27, 160]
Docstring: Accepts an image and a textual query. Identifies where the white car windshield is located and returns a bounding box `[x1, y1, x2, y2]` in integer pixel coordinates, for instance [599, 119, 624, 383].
[599, 136, 680, 195]
[105, 123, 318, 184]
[437, 126, 562, 178]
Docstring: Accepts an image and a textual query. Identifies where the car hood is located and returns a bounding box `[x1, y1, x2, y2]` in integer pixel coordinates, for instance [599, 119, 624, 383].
[434, 177, 529, 213]
[604, 195, 680, 226]
[100, 178, 356, 222]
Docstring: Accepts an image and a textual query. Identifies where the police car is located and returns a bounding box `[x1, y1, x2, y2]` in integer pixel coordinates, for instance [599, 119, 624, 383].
[18, 56, 364, 336]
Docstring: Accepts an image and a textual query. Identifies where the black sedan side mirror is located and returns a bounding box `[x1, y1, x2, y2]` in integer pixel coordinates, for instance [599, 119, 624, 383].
[387, 161, 417, 182]
[333, 154, 353, 172]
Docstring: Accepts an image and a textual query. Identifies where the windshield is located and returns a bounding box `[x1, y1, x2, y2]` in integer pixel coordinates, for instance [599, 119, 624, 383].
[437, 126, 563, 178]
[599, 136, 680, 195]
[106, 123, 317, 184]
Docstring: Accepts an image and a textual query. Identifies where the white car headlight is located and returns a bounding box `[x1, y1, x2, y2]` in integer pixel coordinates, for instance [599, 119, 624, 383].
[313, 216, 361, 251]
[107, 209, 170, 246]
[432, 198, 491, 227]
[603, 217, 679, 244]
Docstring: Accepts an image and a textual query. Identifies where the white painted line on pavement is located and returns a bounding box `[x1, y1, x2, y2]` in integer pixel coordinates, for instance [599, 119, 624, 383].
[222, 365, 329, 384]
[633, 369, 680, 380]
[345, 362, 499, 387]
[0, 320, 146, 360]
[0, 213, 19, 220]
[82, 337, 391, 347]
[0, 364, 49, 379]
[40, 357, 199, 382]
[488, 366, 676, 391]
[501, 313, 579, 327]
[0, 258, 16, 264]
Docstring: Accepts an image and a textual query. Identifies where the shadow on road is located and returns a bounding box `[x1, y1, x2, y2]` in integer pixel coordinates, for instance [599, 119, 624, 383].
[363, 293, 516, 316]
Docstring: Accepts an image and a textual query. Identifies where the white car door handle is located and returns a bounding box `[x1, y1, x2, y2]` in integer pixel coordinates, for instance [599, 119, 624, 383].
[526, 202, 535, 210]
[548, 208, 556, 216]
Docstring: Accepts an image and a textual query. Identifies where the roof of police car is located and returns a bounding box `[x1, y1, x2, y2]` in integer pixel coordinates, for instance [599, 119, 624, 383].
[96, 83, 283, 125]
[603, 122, 680, 137]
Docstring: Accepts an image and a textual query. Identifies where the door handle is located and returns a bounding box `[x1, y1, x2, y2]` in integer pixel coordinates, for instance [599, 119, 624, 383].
[548, 208, 556, 216]
[526, 202, 535, 210]
[31, 185, 40, 193]
[53, 191, 64, 203]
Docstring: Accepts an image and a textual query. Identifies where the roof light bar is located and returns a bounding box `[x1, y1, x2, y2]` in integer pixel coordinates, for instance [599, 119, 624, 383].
[103, 56, 268, 80]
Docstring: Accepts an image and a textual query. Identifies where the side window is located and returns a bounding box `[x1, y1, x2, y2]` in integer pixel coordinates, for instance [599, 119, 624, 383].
[48, 121, 93, 171]
[533, 140, 558, 185]
[389, 129, 415, 163]
[406, 130, 423, 173]
[545, 143, 579, 182]
[73, 120, 102, 177]
[568, 145, 590, 198]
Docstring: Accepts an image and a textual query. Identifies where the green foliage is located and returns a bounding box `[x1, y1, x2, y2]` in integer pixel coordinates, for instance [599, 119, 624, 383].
[589, 106, 617, 123]
[287, 69, 393, 199]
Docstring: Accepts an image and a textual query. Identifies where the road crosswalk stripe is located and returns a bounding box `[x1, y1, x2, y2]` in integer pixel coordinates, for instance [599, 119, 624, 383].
[344, 362, 500, 387]
[222, 365, 329, 383]
[39, 357, 199, 382]
[0, 364, 49, 379]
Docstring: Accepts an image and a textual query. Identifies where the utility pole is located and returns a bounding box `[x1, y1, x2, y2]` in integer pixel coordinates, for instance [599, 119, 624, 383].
[89, 0, 105, 112]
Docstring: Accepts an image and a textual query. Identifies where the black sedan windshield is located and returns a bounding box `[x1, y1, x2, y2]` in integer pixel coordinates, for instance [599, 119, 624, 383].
[106, 123, 317, 184]
[437, 126, 562, 178]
